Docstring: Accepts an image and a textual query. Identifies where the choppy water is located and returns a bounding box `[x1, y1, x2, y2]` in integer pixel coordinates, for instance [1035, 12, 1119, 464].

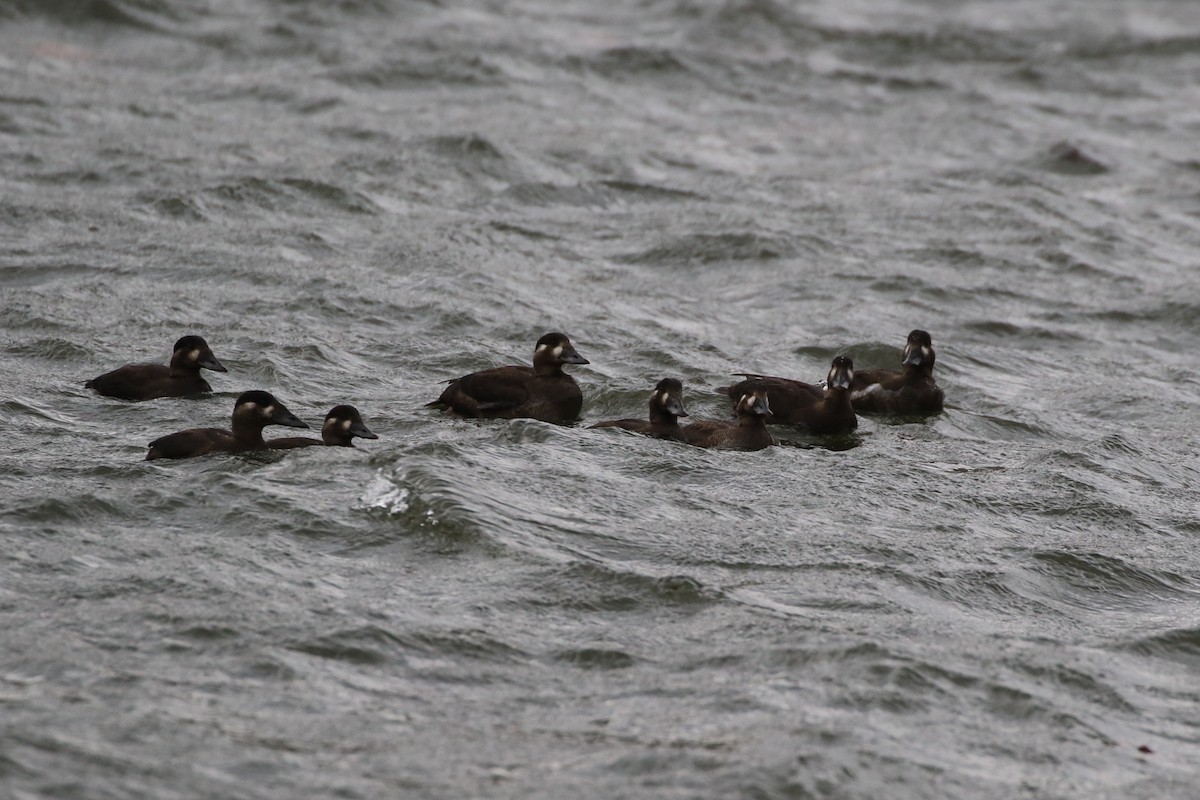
[4, 0, 1200, 797]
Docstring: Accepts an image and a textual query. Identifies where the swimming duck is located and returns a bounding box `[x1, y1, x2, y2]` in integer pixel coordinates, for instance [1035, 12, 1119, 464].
[720, 356, 857, 435]
[590, 378, 688, 442]
[87, 335, 227, 401]
[427, 332, 589, 423]
[146, 390, 308, 460]
[268, 405, 378, 449]
[849, 330, 944, 415]
[683, 388, 776, 451]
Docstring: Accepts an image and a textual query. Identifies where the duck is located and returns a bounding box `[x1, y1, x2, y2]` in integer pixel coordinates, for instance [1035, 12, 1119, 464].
[683, 388, 776, 451]
[849, 330, 944, 415]
[146, 390, 308, 460]
[268, 405, 378, 449]
[427, 332, 589, 423]
[590, 378, 688, 442]
[87, 335, 227, 401]
[720, 356, 857, 435]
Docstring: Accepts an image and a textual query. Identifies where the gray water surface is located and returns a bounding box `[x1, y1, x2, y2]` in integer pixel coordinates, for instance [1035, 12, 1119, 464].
[4, 1, 1200, 798]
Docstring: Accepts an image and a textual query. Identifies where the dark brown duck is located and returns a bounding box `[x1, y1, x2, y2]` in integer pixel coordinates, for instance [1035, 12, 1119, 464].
[427, 332, 589, 423]
[590, 378, 688, 442]
[87, 335, 227, 401]
[683, 388, 777, 451]
[268, 405, 378, 449]
[721, 356, 857, 435]
[849, 330, 944, 415]
[146, 390, 308, 460]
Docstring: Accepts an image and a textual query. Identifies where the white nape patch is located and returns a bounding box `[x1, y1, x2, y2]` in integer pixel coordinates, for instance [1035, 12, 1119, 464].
[551, 345, 563, 358]
[188, 348, 201, 361]
[536, 343, 549, 352]
[242, 401, 258, 411]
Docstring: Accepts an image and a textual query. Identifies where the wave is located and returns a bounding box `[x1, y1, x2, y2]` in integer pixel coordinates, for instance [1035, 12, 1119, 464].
[1122, 627, 1200, 665]
[0, 0, 185, 31]
[616, 231, 798, 266]
[500, 180, 700, 209]
[156, 176, 384, 220]
[328, 54, 505, 89]
[288, 623, 527, 668]
[561, 45, 694, 79]
[1017, 550, 1196, 612]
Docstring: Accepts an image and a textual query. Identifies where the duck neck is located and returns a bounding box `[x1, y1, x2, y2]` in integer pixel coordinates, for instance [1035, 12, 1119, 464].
[230, 416, 268, 447]
[168, 356, 200, 378]
[533, 358, 564, 378]
[903, 361, 934, 381]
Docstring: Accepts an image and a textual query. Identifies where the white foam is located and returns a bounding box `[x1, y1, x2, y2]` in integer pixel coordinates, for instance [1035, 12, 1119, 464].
[358, 471, 410, 515]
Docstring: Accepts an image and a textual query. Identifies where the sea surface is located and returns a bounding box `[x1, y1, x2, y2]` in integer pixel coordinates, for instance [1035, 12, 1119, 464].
[3, 1, 1200, 798]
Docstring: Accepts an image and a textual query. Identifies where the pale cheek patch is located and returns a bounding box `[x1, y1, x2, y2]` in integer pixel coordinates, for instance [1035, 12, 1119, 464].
[551, 345, 563, 358]
[657, 391, 670, 405]
[264, 404, 276, 417]
[189, 349, 201, 361]
[341, 420, 352, 431]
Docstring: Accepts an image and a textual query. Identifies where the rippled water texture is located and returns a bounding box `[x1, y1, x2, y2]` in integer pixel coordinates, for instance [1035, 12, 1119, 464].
[4, 1, 1200, 798]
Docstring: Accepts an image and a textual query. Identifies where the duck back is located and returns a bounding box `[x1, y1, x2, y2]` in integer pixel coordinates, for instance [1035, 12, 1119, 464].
[88, 365, 212, 401]
[428, 333, 589, 423]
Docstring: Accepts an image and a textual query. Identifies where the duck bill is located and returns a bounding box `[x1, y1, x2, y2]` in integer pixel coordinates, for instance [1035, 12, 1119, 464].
[561, 347, 589, 365]
[829, 364, 852, 390]
[351, 422, 379, 440]
[902, 344, 924, 367]
[665, 397, 688, 417]
[273, 409, 309, 429]
[750, 394, 771, 417]
[200, 353, 228, 372]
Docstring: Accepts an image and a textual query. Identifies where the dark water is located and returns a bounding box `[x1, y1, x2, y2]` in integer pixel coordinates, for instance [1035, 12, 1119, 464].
[4, 0, 1200, 797]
